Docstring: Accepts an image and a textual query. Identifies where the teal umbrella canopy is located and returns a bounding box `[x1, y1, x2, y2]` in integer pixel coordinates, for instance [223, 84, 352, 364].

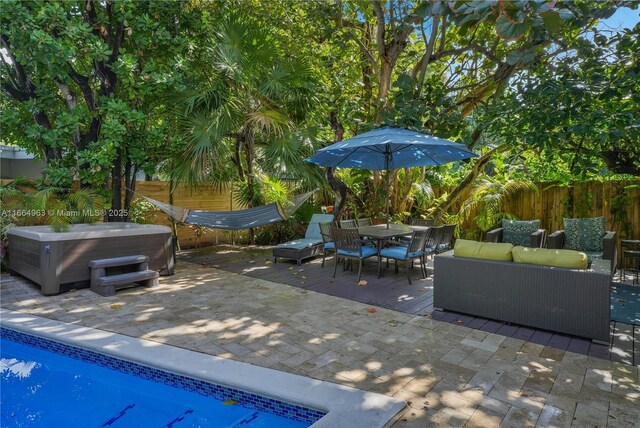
[305, 126, 477, 170]
[305, 127, 477, 226]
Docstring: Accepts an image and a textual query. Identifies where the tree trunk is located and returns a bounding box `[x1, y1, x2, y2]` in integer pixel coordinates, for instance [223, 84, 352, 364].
[433, 144, 509, 222]
[109, 148, 123, 222]
[327, 111, 349, 221]
[244, 132, 256, 244]
[123, 155, 137, 221]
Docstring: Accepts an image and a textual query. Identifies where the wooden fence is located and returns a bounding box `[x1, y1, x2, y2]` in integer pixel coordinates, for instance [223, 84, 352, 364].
[3, 179, 638, 251]
[134, 181, 240, 248]
[137, 180, 639, 251]
[431, 180, 640, 240]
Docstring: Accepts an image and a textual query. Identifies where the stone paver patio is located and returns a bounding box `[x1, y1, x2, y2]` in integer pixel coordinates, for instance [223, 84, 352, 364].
[2, 260, 639, 427]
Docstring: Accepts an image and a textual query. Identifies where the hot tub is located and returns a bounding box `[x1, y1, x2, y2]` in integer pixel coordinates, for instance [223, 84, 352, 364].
[8, 223, 175, 295]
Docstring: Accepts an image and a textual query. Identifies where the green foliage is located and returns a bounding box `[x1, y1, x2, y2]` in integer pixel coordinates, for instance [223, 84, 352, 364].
[0, 180, 103, 269]
[2, 0, 637, 244]
[611, 184, 639, 238]
[459, 177, 538, 238]
[129, 198, 157, 225]
[1, 0, 206, 214]
[479, 15, 640, 179]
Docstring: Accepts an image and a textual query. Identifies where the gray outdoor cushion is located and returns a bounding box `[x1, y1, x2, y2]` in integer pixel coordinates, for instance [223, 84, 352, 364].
[276, 238, 323, 250]
[304, 214, 334, 240]
[502, 219, 540, 247]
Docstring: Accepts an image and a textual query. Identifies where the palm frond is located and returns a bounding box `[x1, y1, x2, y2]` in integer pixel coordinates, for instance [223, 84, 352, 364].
[246, 109, 290, 136]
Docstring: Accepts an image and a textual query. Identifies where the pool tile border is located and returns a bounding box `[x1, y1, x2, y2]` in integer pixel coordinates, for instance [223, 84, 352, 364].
[1, 310, 406, 428]
[2, 327, 325, 425]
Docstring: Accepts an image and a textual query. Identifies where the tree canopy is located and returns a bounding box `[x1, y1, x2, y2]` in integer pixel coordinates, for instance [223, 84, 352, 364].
[1, 0, 638, 229]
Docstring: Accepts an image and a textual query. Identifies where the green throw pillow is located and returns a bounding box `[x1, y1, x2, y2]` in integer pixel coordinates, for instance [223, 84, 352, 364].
[502, 219, 540, 247]
[563, 217, 605, 252]
[512, 246, 588, 269]
[454, 239, 513, 261]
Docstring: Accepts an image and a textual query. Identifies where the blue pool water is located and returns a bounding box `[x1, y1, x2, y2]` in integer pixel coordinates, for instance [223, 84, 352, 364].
[0, 329, 323, 427]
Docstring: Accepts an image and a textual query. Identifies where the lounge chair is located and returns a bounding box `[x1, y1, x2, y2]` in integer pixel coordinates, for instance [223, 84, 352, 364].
[272, 214, 335, 265]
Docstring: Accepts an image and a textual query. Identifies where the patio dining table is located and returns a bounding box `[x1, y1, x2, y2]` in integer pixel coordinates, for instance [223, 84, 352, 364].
[357, 223, 430, 254]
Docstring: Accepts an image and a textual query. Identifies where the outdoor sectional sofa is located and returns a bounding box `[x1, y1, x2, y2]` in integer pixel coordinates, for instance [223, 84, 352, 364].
[433, 241, 612, 344]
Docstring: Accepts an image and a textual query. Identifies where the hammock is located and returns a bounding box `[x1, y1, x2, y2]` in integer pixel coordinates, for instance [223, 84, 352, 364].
[139, 192, 313, 231]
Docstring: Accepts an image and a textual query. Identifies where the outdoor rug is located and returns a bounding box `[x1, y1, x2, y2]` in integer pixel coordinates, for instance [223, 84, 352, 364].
[611, 283, 640, 325]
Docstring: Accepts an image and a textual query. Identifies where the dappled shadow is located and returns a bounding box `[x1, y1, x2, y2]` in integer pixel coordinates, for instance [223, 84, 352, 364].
[181, 244, 434, 316]
[2, 256, 639, 427]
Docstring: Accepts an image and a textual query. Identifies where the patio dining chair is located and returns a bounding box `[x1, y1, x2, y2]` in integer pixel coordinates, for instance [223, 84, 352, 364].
[423, 226, 445, 261]
[339, 219, 358, 229]
[319, 221, 335, 267]
[356, 218, 373, 227]
[377, 229, 430, 284]
[436, 224, 456, 253]
[411, 218, 435, 227]
[332, 227, 378, 283]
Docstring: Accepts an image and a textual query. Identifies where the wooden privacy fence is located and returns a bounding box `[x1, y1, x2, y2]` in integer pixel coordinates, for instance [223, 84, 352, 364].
[431, 180, 640, 265]
[137, 180, 640, 251]
[135, 181, 239, 248]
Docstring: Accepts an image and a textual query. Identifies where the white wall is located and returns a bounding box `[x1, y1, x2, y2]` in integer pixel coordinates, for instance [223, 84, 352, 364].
[0, 158, 45, 179]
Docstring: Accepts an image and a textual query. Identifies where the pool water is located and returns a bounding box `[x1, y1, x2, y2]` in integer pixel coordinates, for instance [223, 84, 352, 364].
[1, 335, 315, 427]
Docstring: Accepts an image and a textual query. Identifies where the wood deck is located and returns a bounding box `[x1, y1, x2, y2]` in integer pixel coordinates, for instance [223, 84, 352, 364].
[182, 245, 639, 366]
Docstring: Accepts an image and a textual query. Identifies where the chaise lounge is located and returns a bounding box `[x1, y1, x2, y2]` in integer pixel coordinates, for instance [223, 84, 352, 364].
[272, 214, 334, 265]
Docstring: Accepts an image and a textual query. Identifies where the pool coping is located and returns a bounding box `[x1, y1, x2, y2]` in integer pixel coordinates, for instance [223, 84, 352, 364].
[1, 309, 406, 428]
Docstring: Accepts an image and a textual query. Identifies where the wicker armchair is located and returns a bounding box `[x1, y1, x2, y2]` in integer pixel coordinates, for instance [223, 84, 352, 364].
[486, 220, 546, 248]
[547, 217, 617, 272]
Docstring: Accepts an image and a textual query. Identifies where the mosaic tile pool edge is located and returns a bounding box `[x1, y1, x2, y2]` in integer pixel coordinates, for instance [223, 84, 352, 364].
[1, 327, 326, 425]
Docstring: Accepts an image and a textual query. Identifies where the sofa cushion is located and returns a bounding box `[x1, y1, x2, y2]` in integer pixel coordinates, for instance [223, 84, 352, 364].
[454, 239, 513, 262]
[502, 219, 540, 247]
[512, 246, 588, 269]
[563, 217, 605, 252]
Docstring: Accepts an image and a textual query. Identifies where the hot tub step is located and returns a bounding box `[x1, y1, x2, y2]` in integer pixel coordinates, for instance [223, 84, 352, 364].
[88, 255, 150, 269]
[91, 270, 159, 297]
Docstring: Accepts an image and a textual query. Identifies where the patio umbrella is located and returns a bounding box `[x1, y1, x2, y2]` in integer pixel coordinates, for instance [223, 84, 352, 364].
[305, 126, 477, 227]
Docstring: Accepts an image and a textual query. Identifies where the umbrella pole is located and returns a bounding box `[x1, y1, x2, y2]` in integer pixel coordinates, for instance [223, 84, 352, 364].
[385, 168, 391, 229]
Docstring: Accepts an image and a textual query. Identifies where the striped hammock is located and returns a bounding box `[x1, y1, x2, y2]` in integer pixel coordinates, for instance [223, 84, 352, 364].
[139, 192, 313, 231]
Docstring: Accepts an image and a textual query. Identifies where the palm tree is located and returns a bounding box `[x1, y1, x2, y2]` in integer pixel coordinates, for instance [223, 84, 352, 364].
[458, 177, 538, 239]
[175, 16, 317, 242]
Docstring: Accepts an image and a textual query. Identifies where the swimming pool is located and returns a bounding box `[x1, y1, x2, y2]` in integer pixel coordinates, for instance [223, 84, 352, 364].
[0, 310, 406, 428]
[2, 327, 323, 427]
